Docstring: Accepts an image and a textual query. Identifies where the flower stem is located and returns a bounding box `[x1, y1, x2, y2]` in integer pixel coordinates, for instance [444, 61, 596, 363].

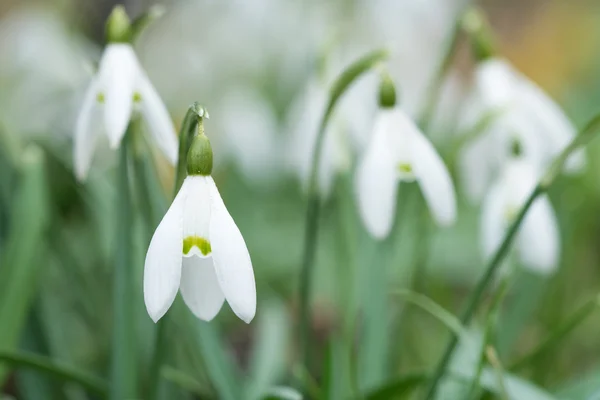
[424, 110, 600, 400]
[110, 122, 137, 400]
[0, 350, 108, 395]
[298, 48, 389, 372]
[147, 103, 204, 400]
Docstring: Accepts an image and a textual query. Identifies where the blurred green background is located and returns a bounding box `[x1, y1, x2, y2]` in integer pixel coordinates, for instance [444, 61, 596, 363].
[1, 0, 600, 399]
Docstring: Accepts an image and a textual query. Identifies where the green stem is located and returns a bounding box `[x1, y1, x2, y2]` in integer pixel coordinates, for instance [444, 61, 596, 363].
[424, 110, 600, 400]
[147, 103, 204, 400]
[110, 123, 137, 400]
[0, 351, 108, 395]
[298, 48, 389, 371]
[509, 294, 600, 371]
[423, 184, 543, 400]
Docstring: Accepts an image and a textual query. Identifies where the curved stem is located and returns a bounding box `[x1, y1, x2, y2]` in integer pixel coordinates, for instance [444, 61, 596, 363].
[0, 351, 107, 395]
[298, 49, 389, 371]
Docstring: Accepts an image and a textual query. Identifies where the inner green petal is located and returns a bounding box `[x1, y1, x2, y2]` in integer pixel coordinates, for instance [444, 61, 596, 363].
[183, 236, 212, 256]
[398, 163, 413, 174]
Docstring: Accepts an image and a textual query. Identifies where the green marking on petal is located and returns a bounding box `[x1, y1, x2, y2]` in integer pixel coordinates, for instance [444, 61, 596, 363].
[398, 163, 413, 174]
[133, 92, 142, 103]
[96, 93, 105, 104]
[183, 236, 212, 256]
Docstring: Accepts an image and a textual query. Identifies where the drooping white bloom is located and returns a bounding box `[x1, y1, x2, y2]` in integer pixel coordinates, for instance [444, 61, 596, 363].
[481, 157, 559, 274]
[213, 87, 281, 184]
[144, 174, 256, 323]
[355, 108, 457, 239]
[74, 43, 178, 181]
[286, 79, 351, 197]
[459, 57, 584, 203]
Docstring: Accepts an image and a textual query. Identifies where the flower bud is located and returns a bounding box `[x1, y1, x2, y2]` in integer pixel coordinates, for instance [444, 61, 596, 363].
[378, 73, 397, 108]
[105, 5, 132, 44]
[186, 120, 213, 176]
[461, 8, 495, 61]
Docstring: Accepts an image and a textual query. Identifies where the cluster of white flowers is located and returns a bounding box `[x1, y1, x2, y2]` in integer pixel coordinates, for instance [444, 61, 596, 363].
[459, 56, 583, 274]
[68, 1, 580, 324]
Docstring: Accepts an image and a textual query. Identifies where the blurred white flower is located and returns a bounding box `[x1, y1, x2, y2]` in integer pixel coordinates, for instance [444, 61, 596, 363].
[144, 174, 256, 323]
[0, 8, 95, 136]
[212, 87, 281, 184]
[286, 78, 352, 197]
[481, 157, 559, 274]
[74, 44, 177, 181]
[459, 57, 584, 203]
[355, 107, 457, 239]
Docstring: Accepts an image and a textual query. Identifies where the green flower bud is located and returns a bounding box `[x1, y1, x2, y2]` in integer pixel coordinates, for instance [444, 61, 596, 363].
[105, 5, 132, 44]
[378, 73, 397, 108]
[461, 8, 495, 61]
[186, 120, 213, 176]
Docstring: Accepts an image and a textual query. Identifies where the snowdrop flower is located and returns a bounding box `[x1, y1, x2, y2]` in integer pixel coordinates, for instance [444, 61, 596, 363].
[459, 56, 584, 203]
[144, 112, 256, 323]
[74, 6, 177, 181]
[212, 87, 281, 184]
[355, 75, 457, 239]
[481, 153, 559, 274]
[286, 77, 352, 197]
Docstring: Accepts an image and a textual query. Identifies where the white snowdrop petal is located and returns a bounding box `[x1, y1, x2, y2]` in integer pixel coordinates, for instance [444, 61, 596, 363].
[518, 80, 585, 172]
[138, 72, 178, 165]
[355, 111, 398, 239]
[74, 77, 101, 181]
[476, 58, 518, 109]
[480, 182, 506, 261]
[208, 177, 256, 323]
[518, 196, 560, 274]
[182, 176, 212, 257]
[180, 256, 225, 321]
[143, 183, 186, 322]
[458, 133, 494, 204]
[409, 119, 457, 226]
[99, 44, 137, 148]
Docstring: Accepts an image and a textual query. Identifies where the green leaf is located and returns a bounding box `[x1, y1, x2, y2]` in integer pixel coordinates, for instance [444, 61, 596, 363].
[109, 125, 138, 399]
[363, 373, 428, 400]
[0, 350, 107, 395]
[246, 302, 290, 400]
[0, 146, 50, 384]
[394, 290, 467, 338]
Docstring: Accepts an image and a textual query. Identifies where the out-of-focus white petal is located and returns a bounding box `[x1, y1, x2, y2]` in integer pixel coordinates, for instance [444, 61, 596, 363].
[179, 256, 225, 321]
[518, 80, 585, 172]
[517, 196, 560, 274]
[138, 72, 178, 165]
[480, 181, 506, 260]
[216, 88, 279, 183]
[407, 115, 456, 226]
[182, 176, 212, 257]
[355, 110, 398, 239]
[459, 134, 494, 204]
[98, 44, 137, 148]
[475, 58, 518, 109]
[143, 183, 187, 322]
[208, 177, 256, 323]
[74, 77, 101, 181]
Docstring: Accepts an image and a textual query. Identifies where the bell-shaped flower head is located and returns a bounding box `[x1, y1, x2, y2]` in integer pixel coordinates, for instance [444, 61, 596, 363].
[143, 110, 256, 323]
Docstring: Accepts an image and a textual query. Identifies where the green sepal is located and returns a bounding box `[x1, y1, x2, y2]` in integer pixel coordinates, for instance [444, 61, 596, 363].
[461, 7, 496, 62]
[186, 133, 213, 176]
[378, 73, 397, 108]
[105, 5, 132, 44]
